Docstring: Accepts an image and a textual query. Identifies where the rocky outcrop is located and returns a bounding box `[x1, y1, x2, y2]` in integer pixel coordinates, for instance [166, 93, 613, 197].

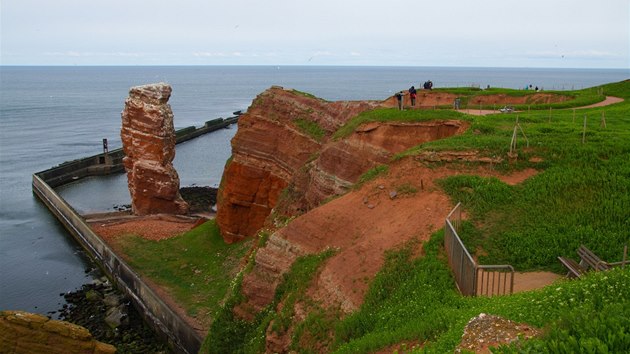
[0, 310, 116, 354]
[121, 83, 188, 215]
[216, 86, 470, 243]
[216, 87, 381, 243]
[218, 88, 471, 320]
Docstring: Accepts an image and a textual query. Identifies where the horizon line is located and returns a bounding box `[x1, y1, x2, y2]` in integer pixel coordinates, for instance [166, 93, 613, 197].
[1, 64, 628, 71]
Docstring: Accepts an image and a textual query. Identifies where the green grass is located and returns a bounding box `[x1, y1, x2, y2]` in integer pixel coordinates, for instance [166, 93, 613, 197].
[200, 249, 335, 354]
[328, 234, 630, 353]
[294, 117, 326, 142]
[117, 220, 252, 327]
[354, 164, 389, 189]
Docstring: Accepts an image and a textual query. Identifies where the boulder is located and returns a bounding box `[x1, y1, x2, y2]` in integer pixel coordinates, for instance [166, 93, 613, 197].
[0, 310, 116, 354]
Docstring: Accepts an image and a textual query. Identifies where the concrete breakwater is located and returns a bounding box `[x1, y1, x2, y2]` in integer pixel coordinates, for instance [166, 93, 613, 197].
[31, 116, 238, 354]
[39, 116, 238, 188]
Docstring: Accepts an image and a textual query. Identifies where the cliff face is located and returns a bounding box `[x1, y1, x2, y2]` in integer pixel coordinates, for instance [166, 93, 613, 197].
[121, 83, 189, 215]
[0, 310, 116, 354]
[215, 87, 470, 323]
[216, 87, 382, 243]
[216, 86, 470, 243]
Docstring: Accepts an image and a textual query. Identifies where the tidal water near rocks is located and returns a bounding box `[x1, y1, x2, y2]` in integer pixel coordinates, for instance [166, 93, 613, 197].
[58, 275, 170, 353]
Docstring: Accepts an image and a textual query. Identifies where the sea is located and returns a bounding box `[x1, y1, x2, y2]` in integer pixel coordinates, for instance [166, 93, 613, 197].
[0, 65, 628, 316]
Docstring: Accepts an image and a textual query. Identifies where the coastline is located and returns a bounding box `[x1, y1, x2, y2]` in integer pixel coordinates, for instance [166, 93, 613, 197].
[30, 122, 235, 353]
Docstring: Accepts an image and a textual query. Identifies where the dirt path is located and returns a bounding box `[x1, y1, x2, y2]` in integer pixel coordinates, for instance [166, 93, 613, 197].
[457, 95, 623, 116]
[575, 95, 623, 109]
[513, 271, 561, 293]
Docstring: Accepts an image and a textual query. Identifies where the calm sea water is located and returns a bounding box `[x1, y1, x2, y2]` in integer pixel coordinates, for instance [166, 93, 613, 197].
[0, 66, 627, 315]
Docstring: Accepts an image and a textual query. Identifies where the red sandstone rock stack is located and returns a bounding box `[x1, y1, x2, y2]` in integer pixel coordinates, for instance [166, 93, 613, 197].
[121, 83, 189, 215]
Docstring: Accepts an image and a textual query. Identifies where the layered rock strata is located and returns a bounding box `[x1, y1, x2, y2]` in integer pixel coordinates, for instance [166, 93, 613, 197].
[217, 87, 470, 323]
[121, 83, 188, 215]
[0, 310, 116, 354]
[216, 86, 381, 243]
[216, 86, 469, 243]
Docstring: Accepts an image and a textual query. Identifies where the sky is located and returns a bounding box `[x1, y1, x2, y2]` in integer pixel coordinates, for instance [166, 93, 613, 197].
[1, 0, 629, 68]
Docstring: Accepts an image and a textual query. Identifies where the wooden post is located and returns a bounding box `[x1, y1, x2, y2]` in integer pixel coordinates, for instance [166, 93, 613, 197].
[510, 125, 518, 155]
[601, 111, 607, 128]
[582, 115, 587, 144]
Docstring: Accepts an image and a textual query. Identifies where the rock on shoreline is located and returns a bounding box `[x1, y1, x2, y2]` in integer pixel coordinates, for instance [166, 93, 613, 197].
[58, 276, 170, 353]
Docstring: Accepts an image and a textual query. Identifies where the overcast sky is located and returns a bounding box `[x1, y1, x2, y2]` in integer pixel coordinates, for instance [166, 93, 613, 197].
[1, 0, 629, 68]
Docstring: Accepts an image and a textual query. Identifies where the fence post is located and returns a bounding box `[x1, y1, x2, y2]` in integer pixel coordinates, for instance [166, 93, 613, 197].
[582, 115, 587, 144]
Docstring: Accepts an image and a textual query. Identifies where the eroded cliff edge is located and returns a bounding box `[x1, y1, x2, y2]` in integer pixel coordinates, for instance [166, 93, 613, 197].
[216, 87, 469, 244]
[216, 86, 383, 243]
[215, 87, 470, 323]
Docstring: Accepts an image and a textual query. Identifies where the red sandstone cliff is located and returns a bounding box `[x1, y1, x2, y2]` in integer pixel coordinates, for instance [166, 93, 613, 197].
[216, 87, 382, 243]
[121, 83, 189, 216]
[216, 87, 470, 243]
[215, 87, 469, 322]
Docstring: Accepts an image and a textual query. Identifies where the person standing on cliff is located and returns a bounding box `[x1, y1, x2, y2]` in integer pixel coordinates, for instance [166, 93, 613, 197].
[408, 86, 417, 106]
[395, 91, 405, 110]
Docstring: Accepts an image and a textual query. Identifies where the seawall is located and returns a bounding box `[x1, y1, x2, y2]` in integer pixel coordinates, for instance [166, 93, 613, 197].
[31, 116, 238, 354]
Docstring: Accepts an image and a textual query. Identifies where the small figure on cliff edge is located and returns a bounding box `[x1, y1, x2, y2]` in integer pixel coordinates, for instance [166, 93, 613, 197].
[453, 97, 461, 110]
[395, 91, 405, 110]
[408, 86, 417, 106]
[423, 80, 433, 90]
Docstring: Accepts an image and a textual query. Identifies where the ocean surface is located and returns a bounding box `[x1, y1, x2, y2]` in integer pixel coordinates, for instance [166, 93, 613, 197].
[0, 65, 628, 315]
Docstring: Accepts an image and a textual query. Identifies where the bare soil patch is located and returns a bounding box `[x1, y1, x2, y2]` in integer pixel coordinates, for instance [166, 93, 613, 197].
[88, 214, 201, 242]
[283, 158, 542, 313]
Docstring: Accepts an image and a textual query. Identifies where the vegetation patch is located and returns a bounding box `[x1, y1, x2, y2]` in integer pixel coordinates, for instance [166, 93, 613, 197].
[116, 220, 252, 329]
[201, 249, 335, 353]
[354, 165, 389, 189]
[330, 233, 630, 353]
[291, 89, 326, 101]
[395, 182, 418, 196]
[294, 117, 326, 142]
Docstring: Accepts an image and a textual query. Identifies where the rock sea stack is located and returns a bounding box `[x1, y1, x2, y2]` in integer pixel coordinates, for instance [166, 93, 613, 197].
[121, 83, 189, 215]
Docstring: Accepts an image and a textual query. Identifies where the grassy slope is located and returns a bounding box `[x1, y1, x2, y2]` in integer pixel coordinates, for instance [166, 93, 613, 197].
[117, 221, 252, 328]
[329, 80, 630, 352]
[168, 81, 627, 353]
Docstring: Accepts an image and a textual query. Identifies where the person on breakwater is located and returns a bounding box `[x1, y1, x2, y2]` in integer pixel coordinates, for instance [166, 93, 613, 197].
[408, 86, 417, 106]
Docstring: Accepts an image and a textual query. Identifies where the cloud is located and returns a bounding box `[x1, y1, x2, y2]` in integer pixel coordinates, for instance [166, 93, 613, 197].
[44, 51, 143, 57]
